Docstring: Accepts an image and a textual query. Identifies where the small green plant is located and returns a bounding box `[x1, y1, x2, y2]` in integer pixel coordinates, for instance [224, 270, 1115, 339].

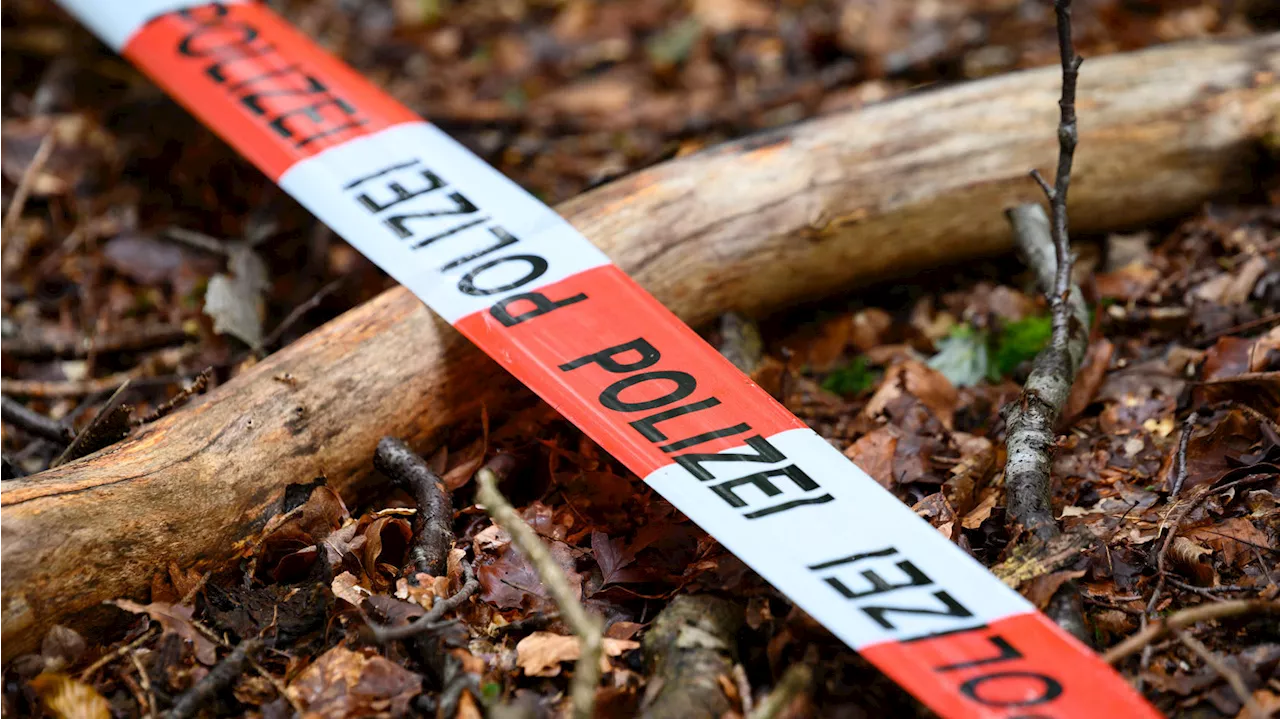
[991, 315, 1053, 379]
[822, 356, 877, 396]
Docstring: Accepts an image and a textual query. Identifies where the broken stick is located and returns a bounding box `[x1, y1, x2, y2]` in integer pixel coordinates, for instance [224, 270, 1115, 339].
[3, 36, 1278, 658]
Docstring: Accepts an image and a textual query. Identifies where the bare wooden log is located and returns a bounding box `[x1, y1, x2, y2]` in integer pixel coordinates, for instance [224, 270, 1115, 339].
[3, 36, 1277, 658]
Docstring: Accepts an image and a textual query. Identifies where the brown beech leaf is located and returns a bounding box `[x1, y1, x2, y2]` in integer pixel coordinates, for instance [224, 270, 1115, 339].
[864, 360, 958, 429]
[112, 600, 218, 665]
[287, 646, 422, 719]
[515, 631, 640, 677]
[360, 516, 414, 591]
[844, 426, 899, 490]
[1189, 518, 1270, 568]
[592, 531, 643, 586]
[1020, 570, 1086, 610]
[1168, 536, 1216, 586]
[477, 536, 584, 612]
[28, 673, 110, 719]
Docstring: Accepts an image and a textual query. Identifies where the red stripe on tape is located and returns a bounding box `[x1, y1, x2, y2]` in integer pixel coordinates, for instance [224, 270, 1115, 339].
[123, 2, 416, 180]
[863, 613, 1145, 718]
[454, 265, 805, 476]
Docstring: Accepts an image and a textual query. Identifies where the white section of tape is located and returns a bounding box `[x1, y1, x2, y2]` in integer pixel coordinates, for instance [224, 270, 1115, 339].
[280, 122, 612, 323]
[57, 0, 240, 50]
[644, 427, 1033, 649]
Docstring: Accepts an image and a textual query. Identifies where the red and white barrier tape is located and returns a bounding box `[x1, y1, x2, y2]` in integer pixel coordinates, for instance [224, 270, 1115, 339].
[56, 2, 1158, 715]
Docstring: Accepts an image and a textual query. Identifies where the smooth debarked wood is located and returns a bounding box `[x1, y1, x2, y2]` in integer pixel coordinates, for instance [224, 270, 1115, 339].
[3, 36, 1277, 658]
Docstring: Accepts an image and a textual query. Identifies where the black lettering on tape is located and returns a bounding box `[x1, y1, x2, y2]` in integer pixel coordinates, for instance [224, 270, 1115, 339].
[861, 590, 973, 630]
[177, 10, 255, 57]
[385, 192, 478, 239]
[630, 397, 722, 442]
[560, 338, 659, 373]
[294, 115, 369, 147]
[490, 290, 588, 327]
[355, 167, 445, 213]
[241, 70, 327, 115]
[807, 547, 898, 571]
[441, 226, 518, 271]
[207, 45, 281, 84]
[959, 671, 1063, 708]
[343, 159, 421, 190]
[600, 370, 696, 412]
[673, 434, 784, 482]
[457, 254, 548, 296]
[935, 634, 1022, 672]
[412, 218, 486, 250]
[710, 464, 818, 508]
[823, 559, 930, 600]
[660, 423, 751, 452]
[743, 492, 835, 519]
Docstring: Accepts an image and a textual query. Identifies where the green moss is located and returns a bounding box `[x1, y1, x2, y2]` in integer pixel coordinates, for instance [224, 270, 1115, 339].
[822, 356, 878, 396]
[991, 314, 1053, 379]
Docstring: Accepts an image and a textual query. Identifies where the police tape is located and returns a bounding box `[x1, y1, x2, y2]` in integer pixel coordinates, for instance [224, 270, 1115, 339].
[56, 2, 1159, 715]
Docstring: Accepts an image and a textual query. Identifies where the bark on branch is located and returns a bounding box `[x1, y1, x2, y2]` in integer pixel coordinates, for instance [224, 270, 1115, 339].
[3, 36, 1278, 658]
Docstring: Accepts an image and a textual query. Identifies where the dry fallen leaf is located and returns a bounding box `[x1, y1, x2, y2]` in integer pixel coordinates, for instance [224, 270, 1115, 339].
[112, 599, 218, 665]
[1020, 569, 1086, 610]
[28, 672, 111, 719]
[515, 631, 640, 677]
[287, 646, 422, 719]
[1189, 517, 1270, 568]
[331, 571, 371, 606]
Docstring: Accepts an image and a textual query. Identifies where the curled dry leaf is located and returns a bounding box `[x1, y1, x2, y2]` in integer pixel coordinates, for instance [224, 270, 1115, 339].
[112, 599, 218, 665]
[515, 631, 640, 677]
[1168, 536, 1217, 587]
[331, 571, 371, 606]
[287, 646, 423, 719]
[1020, 569, 1086, 610]
[28, 673, 110, 719]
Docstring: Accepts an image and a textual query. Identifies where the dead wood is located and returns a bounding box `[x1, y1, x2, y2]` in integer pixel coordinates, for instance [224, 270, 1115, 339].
[373, 437, 453, 576]
[2, 36, 1278, 658]
[640, 595, 742, 719]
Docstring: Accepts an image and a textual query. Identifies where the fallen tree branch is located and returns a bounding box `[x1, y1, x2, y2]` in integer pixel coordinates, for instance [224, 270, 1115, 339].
[1103, 599, 1280, 664]
[640, 595, 742, 719]
[167, 638, 262, 719]
[3, 35, 1278, 657]
[477, 469, 602, 719]
[373, 437, 454, 576]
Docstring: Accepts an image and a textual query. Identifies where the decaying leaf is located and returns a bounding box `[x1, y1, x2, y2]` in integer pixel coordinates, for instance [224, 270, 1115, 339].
[28, 673, 110, 719]
[112, 599, 218, 665]
[287, 646, 422, 718]
[515, 631, 640, 677]
[1189, 517, 1270, 569]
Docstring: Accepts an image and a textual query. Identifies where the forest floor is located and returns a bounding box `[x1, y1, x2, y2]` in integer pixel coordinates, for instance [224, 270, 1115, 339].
[2, 0, 1278, 717]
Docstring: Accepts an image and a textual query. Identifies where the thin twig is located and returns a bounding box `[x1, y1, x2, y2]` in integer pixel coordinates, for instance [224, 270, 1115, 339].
[1, 132, 55, 274]
[135, 369, 213, 426]
[374, 437, 454, 576]
[168, 638, 262, 719]
[1003, 205, 1089, 541]
[1174, 629, 1265, 718]
[1103, 599, 1280, 664]
[368, 561, 479, 642]
[1168, 411, 1198, 498]
[1002, 0, 1087, 543]
[478, 468, 602, 719]
[51, 380, 133, 468]
[1, 396, 72, 444]
[129, 651, 154, 719]
[260, 277, 346, 352]
[748, 665, 812, 719]
[79, 627, 159, 681]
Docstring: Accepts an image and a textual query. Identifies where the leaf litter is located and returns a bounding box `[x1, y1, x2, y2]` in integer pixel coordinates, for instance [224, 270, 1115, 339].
[3, 0, 1278, 717]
